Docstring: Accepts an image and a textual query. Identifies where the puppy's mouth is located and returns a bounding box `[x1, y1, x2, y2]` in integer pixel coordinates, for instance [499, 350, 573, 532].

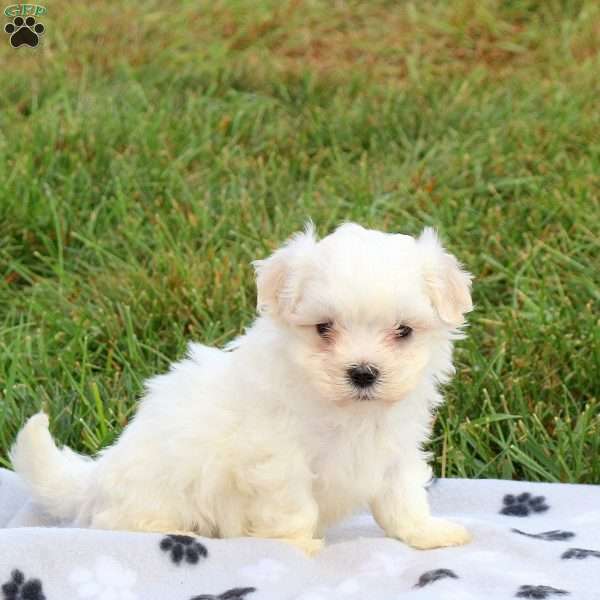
[334, 384, 380, 405]
[346, 384, 382, 403]
[355, 389, 377, 402]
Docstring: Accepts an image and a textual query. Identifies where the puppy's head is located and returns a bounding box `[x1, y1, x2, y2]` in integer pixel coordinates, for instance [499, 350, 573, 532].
[253, 223, 472, 406]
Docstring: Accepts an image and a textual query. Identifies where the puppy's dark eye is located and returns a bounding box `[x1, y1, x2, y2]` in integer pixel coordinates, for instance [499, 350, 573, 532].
[316, 322, 333, 337]
[395, 324, 413, 339]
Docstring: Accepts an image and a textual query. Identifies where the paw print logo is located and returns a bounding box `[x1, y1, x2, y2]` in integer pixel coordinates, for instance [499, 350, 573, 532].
[190, 588, 256, 600]
[160, 534, 208, 565]
[515, 584, 569, 598]
[1, 569, 46, 600]
[501, 492, 549, 517]
[4, 16, 45, 48]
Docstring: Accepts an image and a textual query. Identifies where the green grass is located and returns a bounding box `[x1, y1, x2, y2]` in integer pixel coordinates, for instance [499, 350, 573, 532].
[0, 0, 598, 482]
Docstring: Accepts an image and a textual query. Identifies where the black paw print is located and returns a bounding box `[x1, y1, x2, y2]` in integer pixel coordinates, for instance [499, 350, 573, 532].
[515, 584, 569, 598]
[414, 568, 458, 588]
[1, 569, 46, 600]
[512, 529, 575, 541]
[501, 493, 549, 517]
[160, 534, 208, 565]
[561, 547, 600, 560]
[4, 16, 44, 48]
[190, 588, 256, 600]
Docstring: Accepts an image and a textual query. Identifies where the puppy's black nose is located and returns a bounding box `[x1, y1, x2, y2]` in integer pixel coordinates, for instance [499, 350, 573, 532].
[347, 364, 379, 388]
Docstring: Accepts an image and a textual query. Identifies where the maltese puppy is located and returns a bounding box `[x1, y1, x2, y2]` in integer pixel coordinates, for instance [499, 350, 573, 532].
[12, 222, 473, 555]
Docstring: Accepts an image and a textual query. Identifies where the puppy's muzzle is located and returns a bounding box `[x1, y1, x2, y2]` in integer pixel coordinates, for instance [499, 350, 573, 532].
[347, 363, 380, 389]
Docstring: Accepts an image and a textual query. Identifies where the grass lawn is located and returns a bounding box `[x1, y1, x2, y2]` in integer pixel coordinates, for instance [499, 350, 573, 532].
[0, 0, 598, 482]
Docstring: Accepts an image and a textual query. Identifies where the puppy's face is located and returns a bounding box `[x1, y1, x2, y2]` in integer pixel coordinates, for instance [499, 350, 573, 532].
[254, 223, 472, 406]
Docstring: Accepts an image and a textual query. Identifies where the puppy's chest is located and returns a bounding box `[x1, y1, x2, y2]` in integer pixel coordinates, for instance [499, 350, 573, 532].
[308, 420, 391, 500]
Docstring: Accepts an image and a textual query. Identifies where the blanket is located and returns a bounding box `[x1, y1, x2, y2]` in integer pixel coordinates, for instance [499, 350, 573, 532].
[1, 467, 598, 600]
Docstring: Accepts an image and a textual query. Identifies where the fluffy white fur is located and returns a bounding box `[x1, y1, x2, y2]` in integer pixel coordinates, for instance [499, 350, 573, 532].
[11, 222, 473, 555]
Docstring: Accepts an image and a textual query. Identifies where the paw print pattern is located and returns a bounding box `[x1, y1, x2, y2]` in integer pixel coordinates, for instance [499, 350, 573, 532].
[561, 547, 600, 560]
[4, 16, 44, 48]
[190, 588, 256, 600]
[69, 555, 137, 600]
[501, 493, 549, 517]
[1, 569, 46, 600]
[414, 569, 458, 588]
[515, 585, 569, 598]
[512, 529, 575, 541]
[238, 558, 288, 583]
[295, 578, 359, 600]
[160, 534, 208, 565]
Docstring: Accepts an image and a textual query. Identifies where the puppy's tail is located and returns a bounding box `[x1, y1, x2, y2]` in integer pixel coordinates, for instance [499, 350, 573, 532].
[10, 413, 94, 522]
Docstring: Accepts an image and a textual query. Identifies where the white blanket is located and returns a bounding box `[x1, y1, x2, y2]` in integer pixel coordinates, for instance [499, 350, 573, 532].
[1, 467, 598, 600]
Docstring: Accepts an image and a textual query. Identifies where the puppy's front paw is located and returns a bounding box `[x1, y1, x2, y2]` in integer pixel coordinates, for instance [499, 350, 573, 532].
[399, 518, 471, 550]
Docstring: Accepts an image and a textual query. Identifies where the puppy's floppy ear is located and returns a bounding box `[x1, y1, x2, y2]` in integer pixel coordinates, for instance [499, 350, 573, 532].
[417, 228, 473, 327]
[252, 222, 318, 320]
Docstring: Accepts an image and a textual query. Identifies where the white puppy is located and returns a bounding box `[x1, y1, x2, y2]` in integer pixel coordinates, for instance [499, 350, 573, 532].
[11, 222, 473, 555]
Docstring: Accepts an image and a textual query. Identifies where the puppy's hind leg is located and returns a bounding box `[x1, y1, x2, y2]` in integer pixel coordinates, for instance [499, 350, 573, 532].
[238, 453, 322, 557]
[247, 490, 322, 556]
